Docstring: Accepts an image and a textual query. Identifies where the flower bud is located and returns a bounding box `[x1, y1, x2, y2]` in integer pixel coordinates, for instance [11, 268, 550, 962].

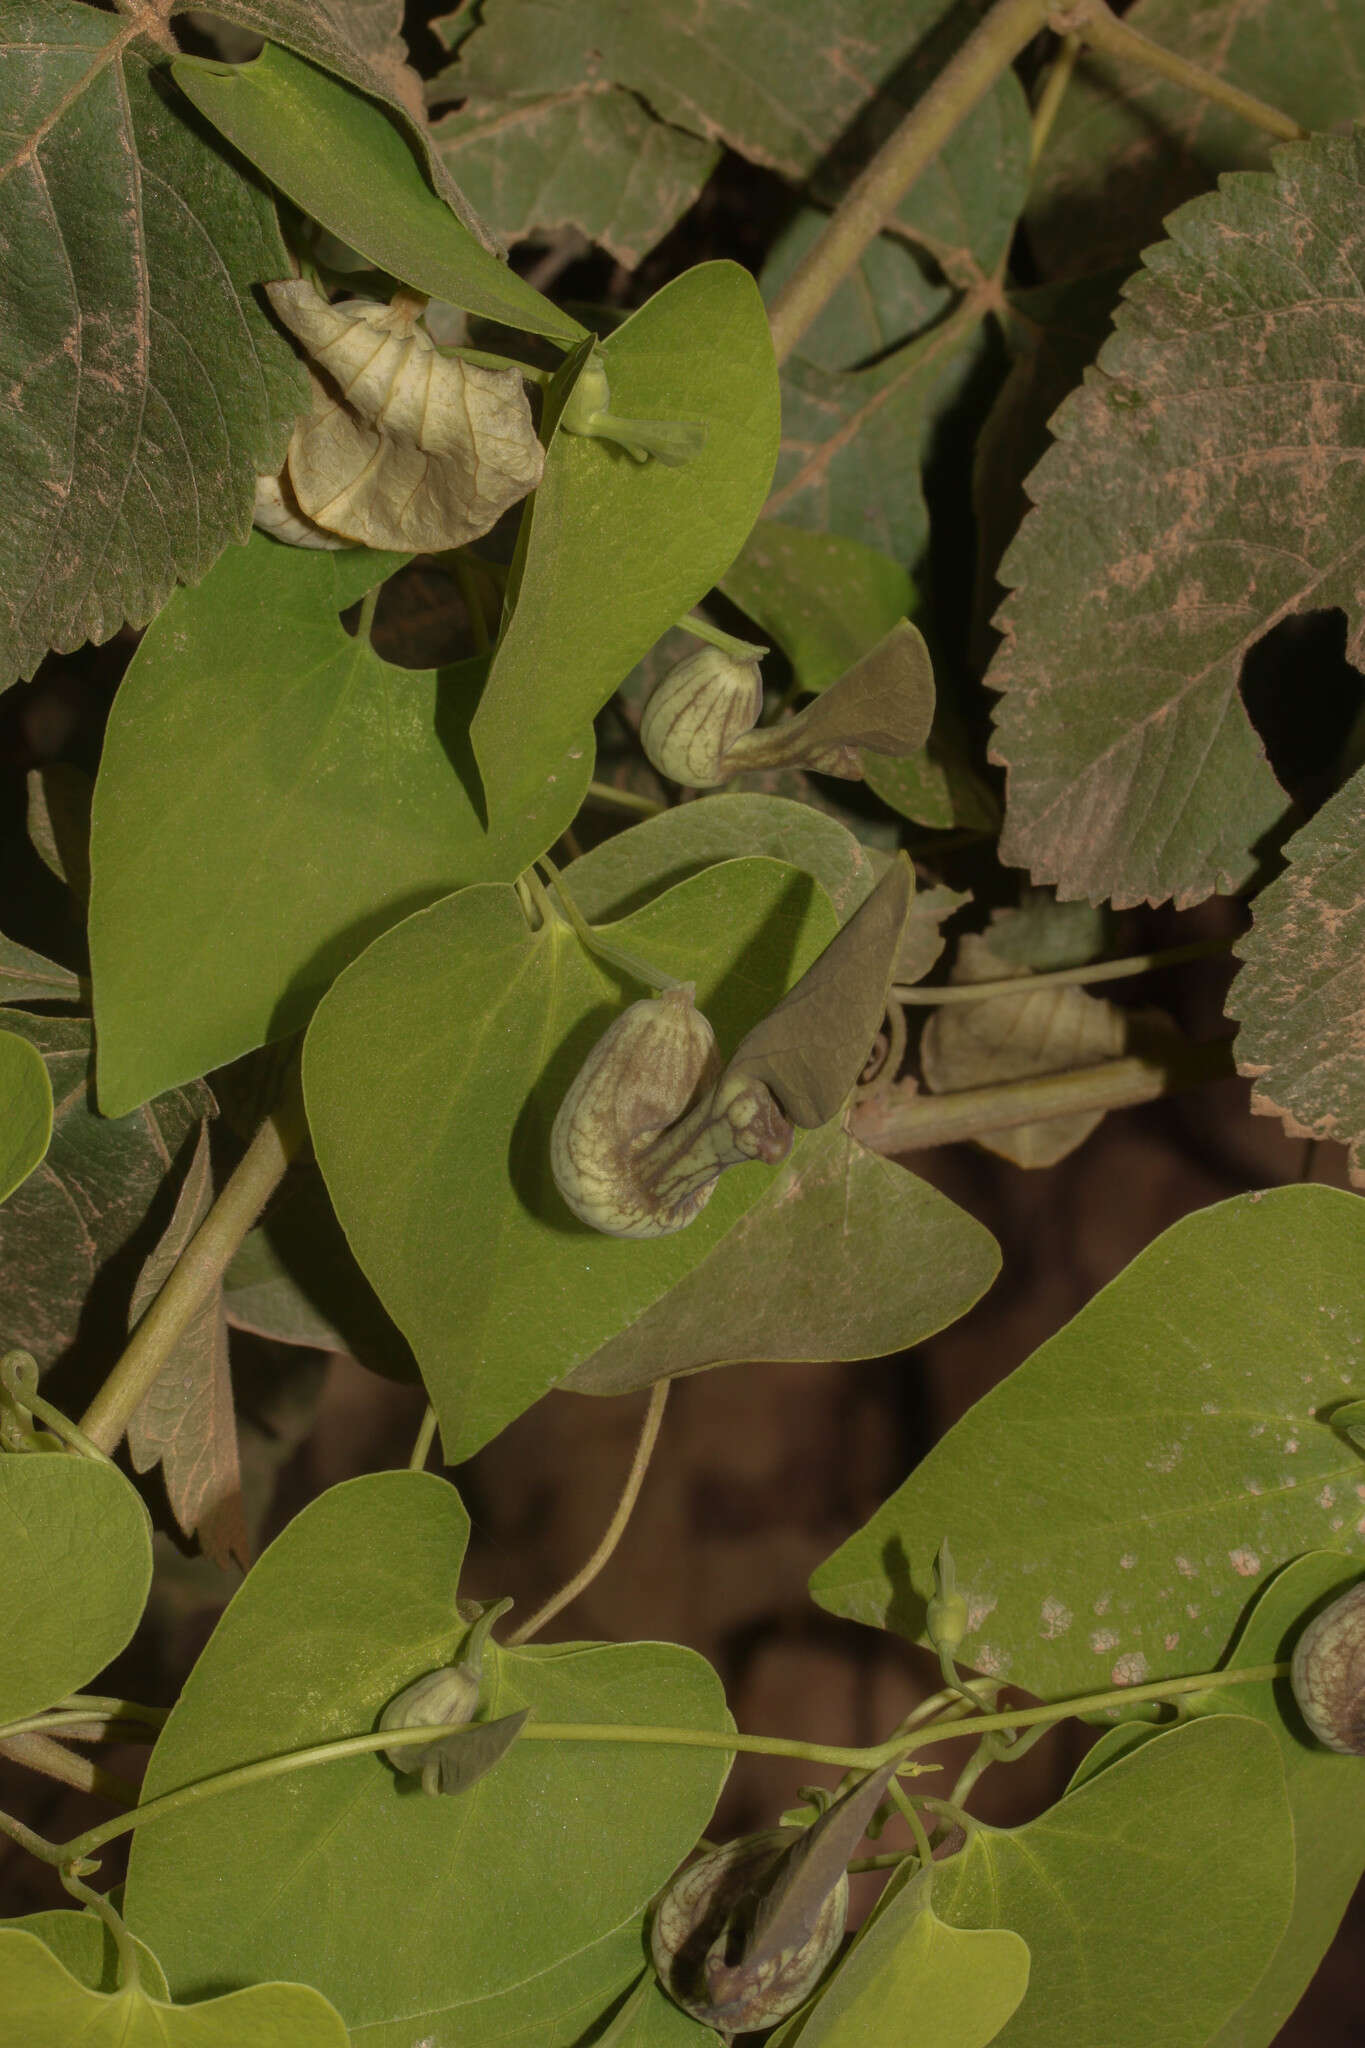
[1291, 1581, 1365, 1755]
[551, 990, 792, 1238]
[380, 1664, 481, 1785]
[551, 987, 723, 1238]
[640, 648, 764, 787]
[927, 1539, 969, 1656]
[650, 1830, 847, 2032]
[559, 348, 705, 467]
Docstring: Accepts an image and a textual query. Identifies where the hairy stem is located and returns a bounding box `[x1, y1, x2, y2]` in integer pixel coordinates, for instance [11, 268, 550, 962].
[79, 1079, 308, 1454]
[679, 611, 767, 661]
[0, 1732, 139, 1805]
[767, 0, 1053, 363]
[894, 936, 1233, 1004]
[49, 1662, 1287, 1873]
[1028, 29, 1081, 173]
[1064, 0, 1307, 143]
[585, 780, 664, 818]
[538, 853, 683, 991]
[887, 1775, 936, 1868]
[851, 1035, 1236, 1155]
[409, 1404, 440, 1473]
[508, 1380, 671, 1645]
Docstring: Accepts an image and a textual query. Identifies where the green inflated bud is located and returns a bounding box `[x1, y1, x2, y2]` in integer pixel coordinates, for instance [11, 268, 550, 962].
[559, 348, 706, 467]
[1291, 1581, 1365, 1755]
[640, 647, 764, 788]
[927, 1538, 968, 1656]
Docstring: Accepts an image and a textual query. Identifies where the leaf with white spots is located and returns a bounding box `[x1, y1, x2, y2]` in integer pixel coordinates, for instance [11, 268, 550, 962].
[811, 1186, 1365, 1696]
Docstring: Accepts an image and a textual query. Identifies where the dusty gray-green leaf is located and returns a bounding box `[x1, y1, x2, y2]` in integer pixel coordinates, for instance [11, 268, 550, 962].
[0, 934, 81, 1006]
[26, 766, 92, 906]
[433, 0, 1027, 279]
[1026, 0, 1365, 278]
[811, 1185, 1365, 1698]
[972, 271, 1126, 614]
[563, 1118, 999, 1397]
[267, 282, 543, 550]
[894, 882, 970, 988]
[0, 1013, 212, 1374]
[0, 1929, 351, 2048]
[0, 1, 307, 688]
[919, 922, 1127, 1170]
[987, 131, 1365, 907]
[126, 1122, 246, 1571]
[433, 82, 718, 268]
[1230, 763, 1365, 1186]
[0, 1027, 52, 1205]
[726, 624, 935, 780]
[730, 858, 912, 1127]
[974, 895, 1109, 975]
[767, 326, 971, 571]
[759, 211, 950, 375]
[173, 39, 583, 342]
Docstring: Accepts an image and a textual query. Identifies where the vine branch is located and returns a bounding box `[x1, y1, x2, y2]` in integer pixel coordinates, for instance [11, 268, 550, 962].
[851, 1036, 1236, 1156]
[767, 0, 1053, 363]
[1059, 1, 1307, 144]
[42, 1661, 1287, 1875]
[79, 1076, 308, 1455]
[508, 1379, 671, 1645]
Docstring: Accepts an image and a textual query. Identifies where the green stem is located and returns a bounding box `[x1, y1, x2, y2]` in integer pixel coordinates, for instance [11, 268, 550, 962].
[585, 780, 664, 818]
[887, 1776, 935, 1869]
[0, 1732, 139, 1805]
[766, 0, 1053, 363]
[79, 1078, 309, 1455]
[1028, 29, 1081, 173]
[48, 1662, 1287, 1874]
[61, 1863, 142, 1991]
[58, 1696, 168, 1730]
[851, 1035, 1236, 1156]
[356, 585, 381, 643]
[892, 1663, 1287, 1761]
[537, 853, 684, 991]
[508, 1379, 671, 1646]
[1, 1350, 112, 1462]
[678, 611, 767, 661]
[1067, 0, 1307, 143]
[0, 1707, 159, 1744]
[894, 937, 1232, 1004]
[0, 1806, 66, 1867]
[409, 1405, 440, 1473]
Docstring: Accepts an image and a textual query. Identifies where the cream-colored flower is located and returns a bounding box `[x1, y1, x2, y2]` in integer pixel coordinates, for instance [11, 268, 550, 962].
[266, 280, 544, 552]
